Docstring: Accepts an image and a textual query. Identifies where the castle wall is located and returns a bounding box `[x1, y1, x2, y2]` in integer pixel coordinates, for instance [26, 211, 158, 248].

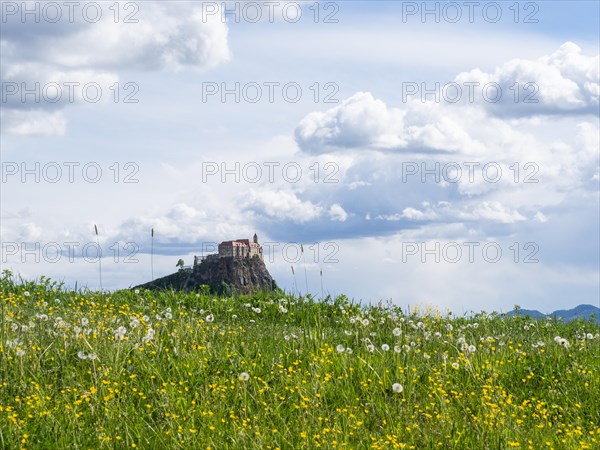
[211, 238, 264, 261]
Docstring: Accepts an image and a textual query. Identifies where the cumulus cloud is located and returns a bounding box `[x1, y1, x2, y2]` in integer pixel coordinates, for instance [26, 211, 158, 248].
[295, 43, 599, 154]
[454, 42, 599, 115]
[329, 203, 348, 222]
[1, 2, 230, 72]
[1, 1, 231, 135]
[376, 201, 526, 225]
[243, 190, 323, 223]
[295, 92, 481, 153]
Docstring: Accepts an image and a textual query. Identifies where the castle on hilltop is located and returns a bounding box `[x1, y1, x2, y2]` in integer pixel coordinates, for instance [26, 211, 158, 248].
[194, 233, 263, 266]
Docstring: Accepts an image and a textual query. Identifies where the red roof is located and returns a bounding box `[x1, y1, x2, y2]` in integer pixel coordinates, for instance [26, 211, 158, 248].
[220, 239, 250, 247]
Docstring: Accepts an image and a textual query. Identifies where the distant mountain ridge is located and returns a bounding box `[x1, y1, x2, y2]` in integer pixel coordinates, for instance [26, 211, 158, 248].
[505, 304, 600, 324]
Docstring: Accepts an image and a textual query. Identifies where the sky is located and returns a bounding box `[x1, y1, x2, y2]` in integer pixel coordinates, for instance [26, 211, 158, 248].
[1, 0, 599, 314]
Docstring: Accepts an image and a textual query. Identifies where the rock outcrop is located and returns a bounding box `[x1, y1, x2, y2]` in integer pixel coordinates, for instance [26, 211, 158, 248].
[134, 255, 278, 295]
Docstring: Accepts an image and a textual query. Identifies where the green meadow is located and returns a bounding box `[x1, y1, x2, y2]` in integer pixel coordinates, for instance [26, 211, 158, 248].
[1, 271, 599, 449]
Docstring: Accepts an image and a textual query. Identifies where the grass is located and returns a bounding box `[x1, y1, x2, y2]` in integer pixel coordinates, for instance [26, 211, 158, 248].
[0, 270, 599, 449]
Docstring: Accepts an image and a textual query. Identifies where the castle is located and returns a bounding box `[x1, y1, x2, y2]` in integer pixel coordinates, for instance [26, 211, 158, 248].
[194, 233, 263, 266]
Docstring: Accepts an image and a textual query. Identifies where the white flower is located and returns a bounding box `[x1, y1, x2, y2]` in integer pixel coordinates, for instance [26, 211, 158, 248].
[279, 305, 288, 313]
[130, 318, 140, 328]
[423, 353, 431, 360]
[366, 344, 375, 352]
[54, 298, 61, 304]
[252, 308, 261, 314]
[394, 345, 401, 353]
[381, 344, 390, 352]
[88, 353, 98, 360]
[114, 326, 127, 340]
[392, 383, 403, 393]
[446, 324, 453, 331]
[417, 322, 425, 329]
[451, 362, 459, 369]
[164, 312, 173, 320]
[468, 345, 476, 353]
[586, 333, 594, 340]
[77, 351, 88, 360]
[345, 348, 353, 354]
[393, 328, 401, 336]
[557, 338, 570, 348]
[239, 372, 250, 381]
[134, 289, 140, 294]
[336, 344, 345, 353]
[16, 349, 25, 357]
[23, 291, 30, 297]
[205, 314, 214, 323]
[362, 318, 369, 326]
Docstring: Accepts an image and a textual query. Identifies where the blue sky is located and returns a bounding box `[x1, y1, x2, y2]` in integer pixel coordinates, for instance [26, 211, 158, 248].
[1, 1, 598, 313]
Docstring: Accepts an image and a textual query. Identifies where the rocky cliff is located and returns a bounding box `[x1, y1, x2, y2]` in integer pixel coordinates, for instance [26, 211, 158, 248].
[134, 255, 278, 295]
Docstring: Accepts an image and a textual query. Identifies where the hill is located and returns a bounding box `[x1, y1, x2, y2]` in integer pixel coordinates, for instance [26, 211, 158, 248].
[506, 304, 600, 323]
[134, 254, 278, 295]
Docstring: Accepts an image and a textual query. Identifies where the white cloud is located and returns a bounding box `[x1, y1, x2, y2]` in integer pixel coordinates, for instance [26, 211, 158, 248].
[0, 109, 67, 136]
[464, 201, 526, 224]
[295, 43, 599, 154]
[454, 42, 599, 114]
[2, 2, 230, 72]
[244, 190, 323, 223]
[329, 203, 348, 222]
[1, 2, 231, 135]
[295, 92, 480, 153]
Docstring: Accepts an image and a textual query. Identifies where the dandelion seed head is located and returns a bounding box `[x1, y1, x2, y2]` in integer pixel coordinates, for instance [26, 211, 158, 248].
[392, 383, 403, 393]
[239, 372, 250, 381]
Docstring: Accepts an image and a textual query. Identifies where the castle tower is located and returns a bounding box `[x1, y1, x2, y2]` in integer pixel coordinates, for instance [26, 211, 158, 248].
[253, 233, 258, 244]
